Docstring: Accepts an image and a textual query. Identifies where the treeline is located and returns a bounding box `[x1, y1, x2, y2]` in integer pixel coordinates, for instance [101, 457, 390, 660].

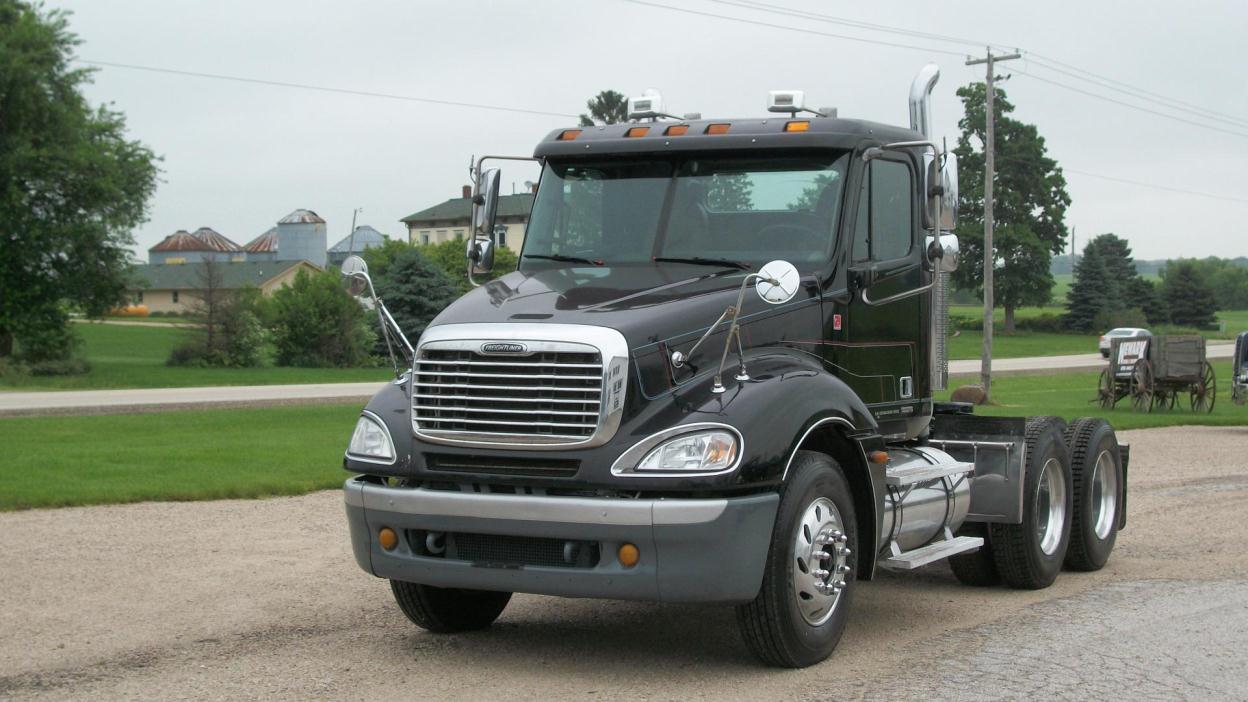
[1066, 234, 1220, 332]
[169, 240, 518, 368]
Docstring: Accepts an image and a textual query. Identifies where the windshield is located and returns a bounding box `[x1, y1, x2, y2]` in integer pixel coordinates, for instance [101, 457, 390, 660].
[521, 153, 850, 271]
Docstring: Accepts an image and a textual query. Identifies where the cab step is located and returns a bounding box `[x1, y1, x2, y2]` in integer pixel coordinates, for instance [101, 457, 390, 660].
[878, 535, 984, 571]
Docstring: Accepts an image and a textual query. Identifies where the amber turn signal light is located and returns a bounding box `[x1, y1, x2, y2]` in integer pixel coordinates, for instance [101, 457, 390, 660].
[869, 450, 889, 465]
[378, 527, 398, 551]
[618, 543, 640, 568]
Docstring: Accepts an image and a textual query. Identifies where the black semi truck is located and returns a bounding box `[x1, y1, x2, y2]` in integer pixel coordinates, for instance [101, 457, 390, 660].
[339, 64, 1127, 668]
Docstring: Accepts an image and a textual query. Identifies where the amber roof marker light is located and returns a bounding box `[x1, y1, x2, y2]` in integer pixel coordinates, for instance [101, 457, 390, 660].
[558, 129, 583, 141]
[705, 123, 732, 135]
[625, 126, 650, 138]
[664, 125, 689, 136]
[784, 121, 811, 132]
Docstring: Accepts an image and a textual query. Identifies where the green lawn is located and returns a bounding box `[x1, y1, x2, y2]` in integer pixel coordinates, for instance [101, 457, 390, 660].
[0, 403, 361, 510]
[941, 361, 1246, 431]
[949, 331, 1095, 360]
[2, 323, 392, 391]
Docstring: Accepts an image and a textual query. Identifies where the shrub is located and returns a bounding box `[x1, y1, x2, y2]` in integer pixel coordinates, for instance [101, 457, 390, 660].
[266, 270, 376, 367]
[167, 284, 266, 368]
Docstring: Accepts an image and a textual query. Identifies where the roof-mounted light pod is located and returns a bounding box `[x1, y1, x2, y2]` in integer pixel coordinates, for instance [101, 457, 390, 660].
[767, 90, 830, 117]
[627, 89, 666, 120]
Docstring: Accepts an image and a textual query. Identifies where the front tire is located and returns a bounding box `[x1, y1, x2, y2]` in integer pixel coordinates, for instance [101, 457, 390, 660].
[390, 580, 511, 633]
[1064, 418, 1122, 571]
[988, 417, 1073, 589]
[736, 450, 857, 668]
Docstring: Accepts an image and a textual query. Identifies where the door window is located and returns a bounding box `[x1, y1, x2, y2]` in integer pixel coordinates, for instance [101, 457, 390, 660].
[853, 159, 914, 262]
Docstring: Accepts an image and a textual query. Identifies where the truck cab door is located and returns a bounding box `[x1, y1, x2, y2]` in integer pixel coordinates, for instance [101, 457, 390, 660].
[827, 154, 927, 434]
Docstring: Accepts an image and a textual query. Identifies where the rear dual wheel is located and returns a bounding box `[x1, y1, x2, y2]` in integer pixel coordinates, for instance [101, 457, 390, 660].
[1064, 418, 1124, 571]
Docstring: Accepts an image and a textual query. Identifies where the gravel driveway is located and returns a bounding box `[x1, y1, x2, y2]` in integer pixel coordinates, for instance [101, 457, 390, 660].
[2, 426, 1247, 700]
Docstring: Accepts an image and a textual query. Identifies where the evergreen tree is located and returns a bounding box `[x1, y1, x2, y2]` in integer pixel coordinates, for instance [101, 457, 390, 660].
[1162, 260, 1218, 328]
[1065, 246, 1111, 332]
[369, 246, 463, 341]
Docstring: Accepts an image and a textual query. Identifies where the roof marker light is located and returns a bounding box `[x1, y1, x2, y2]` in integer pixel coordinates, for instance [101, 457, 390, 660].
[784, 121, 811, 132]
[625, 126, 650, 138]
[665, 125, 689, 136]
[705, 123, 731, 135]
[558, 129, 583, 141]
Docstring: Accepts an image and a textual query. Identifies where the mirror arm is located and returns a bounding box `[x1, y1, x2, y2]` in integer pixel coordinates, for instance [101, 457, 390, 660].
[714, 273, 777, 393]
[376, 299, 414, 360]
[671, 305, 734, 370]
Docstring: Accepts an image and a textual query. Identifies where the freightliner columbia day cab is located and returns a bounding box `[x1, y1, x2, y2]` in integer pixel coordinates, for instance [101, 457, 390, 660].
[339, 64, 1128, 668]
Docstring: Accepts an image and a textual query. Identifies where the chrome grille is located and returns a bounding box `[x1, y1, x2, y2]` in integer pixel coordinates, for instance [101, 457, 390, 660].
[413, 343, 605, 445]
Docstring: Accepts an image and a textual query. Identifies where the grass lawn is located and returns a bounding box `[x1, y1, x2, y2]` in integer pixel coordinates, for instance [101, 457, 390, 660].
[949, 331, 1095, 360]
[0, 403, 362, 510]
[941, 360, 1247, 431]
[2, 323, 392, 391]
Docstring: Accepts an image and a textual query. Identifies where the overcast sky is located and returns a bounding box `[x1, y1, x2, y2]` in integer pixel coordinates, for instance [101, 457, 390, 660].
[52, 0, 1247, 261]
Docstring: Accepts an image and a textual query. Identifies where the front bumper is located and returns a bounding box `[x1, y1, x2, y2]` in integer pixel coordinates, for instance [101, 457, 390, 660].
[344, 477, 779, 604]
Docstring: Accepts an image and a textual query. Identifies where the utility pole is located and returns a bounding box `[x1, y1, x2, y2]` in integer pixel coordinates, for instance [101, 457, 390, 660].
[966, 48, 1020, 400]
[345, 206, 363, 259]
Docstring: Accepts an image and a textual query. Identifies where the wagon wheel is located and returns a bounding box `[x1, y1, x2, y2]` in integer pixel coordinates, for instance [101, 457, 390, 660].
[1129, 359, 1153, 413]
[1190, 361, 1216, 414]
[1097, 369, 1116, 409]
[1155, 388, 1178, 411]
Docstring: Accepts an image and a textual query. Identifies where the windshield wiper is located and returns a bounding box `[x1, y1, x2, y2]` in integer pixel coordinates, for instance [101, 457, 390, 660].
[653, 256, 751, 271]
[523, 254, 604, 266]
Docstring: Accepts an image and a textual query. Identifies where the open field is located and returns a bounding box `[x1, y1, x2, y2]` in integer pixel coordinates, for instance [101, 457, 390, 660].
[1, 324, 390, 391]
[948, 330, 1094, 360]
[2, 425, 1245, 699]
[0, 404, 360, 510]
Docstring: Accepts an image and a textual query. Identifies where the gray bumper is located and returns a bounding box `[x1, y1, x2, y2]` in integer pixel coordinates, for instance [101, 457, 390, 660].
[344, 477, 779, 604]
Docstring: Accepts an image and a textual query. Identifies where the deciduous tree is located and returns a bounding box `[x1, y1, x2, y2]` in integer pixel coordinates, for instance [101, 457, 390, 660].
[0, 2, 159, 362]
[578, 90, 629, 126]
[952, 82, 1070, 332]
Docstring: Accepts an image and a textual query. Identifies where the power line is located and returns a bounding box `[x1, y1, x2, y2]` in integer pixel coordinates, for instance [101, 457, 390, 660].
[1022, 55, 1248, 129]
[79, 59, 578, 119]
[689, 1, 1248, 137]
[707, 0, 994, 49]
[623, 0, 967, 57]
[1025, 52, 1248, 127]
[1010, 67, 1248, 140]
[1063, 167, 1248, 204]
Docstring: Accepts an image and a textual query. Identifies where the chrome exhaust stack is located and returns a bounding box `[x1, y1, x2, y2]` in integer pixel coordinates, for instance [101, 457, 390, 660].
[908, 64, 952, 392]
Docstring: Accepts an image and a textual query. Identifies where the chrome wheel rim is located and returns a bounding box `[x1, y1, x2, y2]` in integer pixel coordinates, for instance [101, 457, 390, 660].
[1034, 458, 1067, 556]
[792, 497, 850, 626]
[1090, 450, 1118, 540]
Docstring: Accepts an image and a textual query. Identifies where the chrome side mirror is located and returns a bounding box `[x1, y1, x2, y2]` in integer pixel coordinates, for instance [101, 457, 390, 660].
[927, 233, 959, 273]
[939, 151, 958, 230]
[340, 255, 373, 300]
[467, 235, 495, 276]
[472, 168, 501, 237]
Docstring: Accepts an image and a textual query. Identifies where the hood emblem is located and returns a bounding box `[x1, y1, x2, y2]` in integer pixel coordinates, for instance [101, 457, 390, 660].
[480, 342, 528, 355]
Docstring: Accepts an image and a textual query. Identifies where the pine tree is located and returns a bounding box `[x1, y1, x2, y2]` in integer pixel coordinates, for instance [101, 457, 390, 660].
[1162, 260, 1218, 328]
[1065, 247, 1111, 332]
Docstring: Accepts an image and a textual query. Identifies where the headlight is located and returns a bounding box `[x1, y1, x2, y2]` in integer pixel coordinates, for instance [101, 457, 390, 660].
[633, 429, 739, 474]
[347, 414, 395, 462]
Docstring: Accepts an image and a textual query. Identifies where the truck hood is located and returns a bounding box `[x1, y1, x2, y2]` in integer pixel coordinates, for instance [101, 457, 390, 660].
[427, 265, 769, 351]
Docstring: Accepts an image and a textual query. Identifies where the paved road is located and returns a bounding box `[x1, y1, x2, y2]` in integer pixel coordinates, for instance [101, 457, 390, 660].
[2, 425, 1246, 700]
[0, 344, 1234, 417]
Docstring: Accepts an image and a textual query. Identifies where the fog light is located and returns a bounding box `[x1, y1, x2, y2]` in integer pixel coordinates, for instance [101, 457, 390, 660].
[378, 527, 398, 551]
[618, 543, 640, 568]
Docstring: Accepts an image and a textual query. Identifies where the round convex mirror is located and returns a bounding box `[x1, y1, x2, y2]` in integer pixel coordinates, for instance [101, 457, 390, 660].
[755, 260, 799, 304]
[340, 255, 370, 298]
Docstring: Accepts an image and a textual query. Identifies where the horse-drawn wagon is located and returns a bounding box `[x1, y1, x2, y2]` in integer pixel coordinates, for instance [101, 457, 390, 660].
[1097, 334, 1216, 412]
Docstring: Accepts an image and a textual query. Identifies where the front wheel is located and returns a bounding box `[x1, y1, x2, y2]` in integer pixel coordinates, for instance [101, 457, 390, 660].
[736, 450, 857, 668]
[390, 580, 511, 633]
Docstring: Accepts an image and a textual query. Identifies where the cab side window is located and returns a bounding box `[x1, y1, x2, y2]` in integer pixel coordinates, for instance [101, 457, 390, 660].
[853, 160, 914, 262]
